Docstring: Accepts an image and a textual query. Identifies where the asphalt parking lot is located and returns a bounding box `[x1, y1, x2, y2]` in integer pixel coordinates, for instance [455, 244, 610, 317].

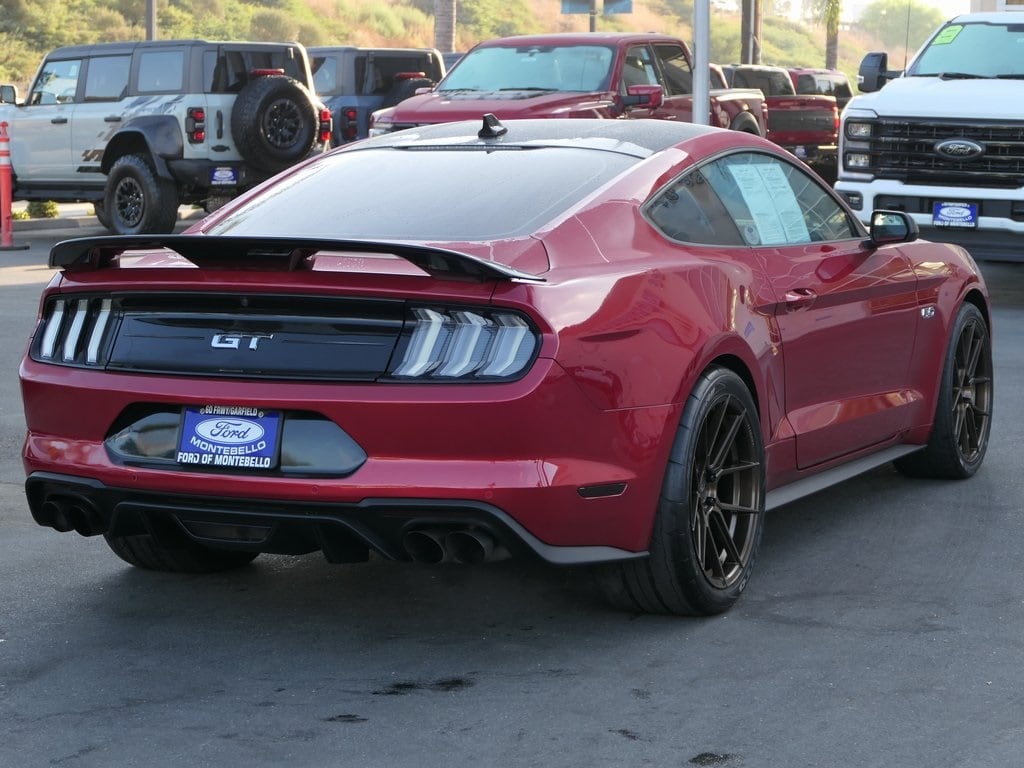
[1, 213, 1023, 768]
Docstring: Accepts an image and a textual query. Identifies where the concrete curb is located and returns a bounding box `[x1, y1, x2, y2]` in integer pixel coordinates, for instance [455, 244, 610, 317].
[12, 216, 96, 232]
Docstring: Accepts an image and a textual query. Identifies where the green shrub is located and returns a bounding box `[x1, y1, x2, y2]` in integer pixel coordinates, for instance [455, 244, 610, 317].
[27, 200, 59, 218]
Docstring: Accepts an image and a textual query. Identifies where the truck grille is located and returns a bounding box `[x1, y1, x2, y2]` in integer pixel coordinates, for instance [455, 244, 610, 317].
[867, 119, 1024, 187]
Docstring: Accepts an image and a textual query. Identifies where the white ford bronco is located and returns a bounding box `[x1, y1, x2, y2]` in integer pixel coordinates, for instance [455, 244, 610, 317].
[0, 39, 332, 234]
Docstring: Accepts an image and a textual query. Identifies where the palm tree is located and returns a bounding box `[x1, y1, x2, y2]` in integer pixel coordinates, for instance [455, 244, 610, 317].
[434, 0, 456, 53]
[811, 0, 842, 69]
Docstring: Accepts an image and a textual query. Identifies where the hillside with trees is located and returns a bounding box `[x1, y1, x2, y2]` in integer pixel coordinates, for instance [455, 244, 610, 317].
[0, 0, 948, 90]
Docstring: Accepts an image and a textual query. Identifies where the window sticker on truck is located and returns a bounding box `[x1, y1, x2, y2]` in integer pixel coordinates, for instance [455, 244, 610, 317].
[932, 26, 963, 46]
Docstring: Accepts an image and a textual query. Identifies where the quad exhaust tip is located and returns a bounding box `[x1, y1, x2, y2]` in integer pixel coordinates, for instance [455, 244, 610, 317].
[402, 527, 508, 565]
[38, 494, 103, 537]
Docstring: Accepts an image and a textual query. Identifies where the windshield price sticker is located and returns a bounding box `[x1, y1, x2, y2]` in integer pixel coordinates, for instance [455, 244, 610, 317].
[933, 201, 978, 229]
[177, 406, 280, 469]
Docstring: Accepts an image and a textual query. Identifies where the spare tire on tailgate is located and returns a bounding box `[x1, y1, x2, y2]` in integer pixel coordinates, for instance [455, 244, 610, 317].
[231, 75, 318, 174]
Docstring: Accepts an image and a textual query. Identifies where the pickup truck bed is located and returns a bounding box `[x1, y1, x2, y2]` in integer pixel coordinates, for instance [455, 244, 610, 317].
[727, 64, 839, 181]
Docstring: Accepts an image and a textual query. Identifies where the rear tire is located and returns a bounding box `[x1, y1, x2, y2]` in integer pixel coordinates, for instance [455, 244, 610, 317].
[105, 533, 258, 574]
[597, 366, 765, 615]
[93, 199, 112, 230]
[104, 154, 179, 235]
[894, 303, 992, 479]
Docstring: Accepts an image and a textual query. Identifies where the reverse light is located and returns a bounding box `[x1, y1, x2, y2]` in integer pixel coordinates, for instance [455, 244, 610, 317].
[388, 307, 539, 381]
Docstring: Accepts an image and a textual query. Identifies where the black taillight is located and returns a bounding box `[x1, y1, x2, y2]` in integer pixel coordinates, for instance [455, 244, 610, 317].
[186, 107, 206, 144]
[341, 108, 358, 143]
[319, 107, 332, 145]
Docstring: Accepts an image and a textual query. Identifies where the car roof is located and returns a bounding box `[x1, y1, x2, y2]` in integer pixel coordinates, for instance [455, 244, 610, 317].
[361, 117, 726, 158]
[46, 40, 306, 59]
[474, 32, 686, 48]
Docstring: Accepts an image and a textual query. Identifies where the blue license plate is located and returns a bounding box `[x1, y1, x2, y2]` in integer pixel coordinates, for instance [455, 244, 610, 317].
[177, 406, 280, 469]
[932, 201, 978, 229]
[210, 166, 238, 186]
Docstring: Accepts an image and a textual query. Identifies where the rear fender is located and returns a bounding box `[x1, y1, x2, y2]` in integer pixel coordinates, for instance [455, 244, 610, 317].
[101, 116, 184, 178]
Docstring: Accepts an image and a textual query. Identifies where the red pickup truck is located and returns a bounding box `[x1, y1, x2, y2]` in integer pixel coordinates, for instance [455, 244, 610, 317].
[725, 64, 839, 181]
[369, 32, 767, 138]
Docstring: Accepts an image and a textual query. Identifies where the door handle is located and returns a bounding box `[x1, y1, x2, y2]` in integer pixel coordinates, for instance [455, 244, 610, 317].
[104, 116, 122, 123]
[51, 117, 68, 124]
[784, 288, 817, 309]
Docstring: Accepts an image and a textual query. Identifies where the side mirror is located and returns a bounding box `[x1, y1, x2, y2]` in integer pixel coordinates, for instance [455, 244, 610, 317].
[868, 210, 918, 246]
[857, 52, 901, 93]
[0, 84, 18, 105]
[622, 84, 663, 109]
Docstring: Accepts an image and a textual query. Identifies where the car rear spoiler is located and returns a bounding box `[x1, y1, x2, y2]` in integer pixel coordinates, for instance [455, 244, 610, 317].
[49, 235, 546, 283]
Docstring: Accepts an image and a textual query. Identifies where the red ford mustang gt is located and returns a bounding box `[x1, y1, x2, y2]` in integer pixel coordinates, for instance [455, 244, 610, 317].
[20, 117, 993, 615]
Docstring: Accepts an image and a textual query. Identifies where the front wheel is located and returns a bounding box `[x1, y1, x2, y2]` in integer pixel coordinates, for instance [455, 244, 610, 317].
[597, 366, 765, 615]
[894, 302, 993, 479]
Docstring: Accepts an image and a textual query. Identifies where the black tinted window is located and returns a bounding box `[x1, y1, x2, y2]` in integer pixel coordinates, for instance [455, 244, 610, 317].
[647, 152, 856, 246]
[84, 55, 130, 101]
[138, 51, 184, 93]
[204, 146, 636, 240]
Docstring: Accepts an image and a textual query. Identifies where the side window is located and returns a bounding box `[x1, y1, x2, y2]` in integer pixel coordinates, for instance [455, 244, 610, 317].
[138, 50, 185, 93]
[312, 55, 339, 96]
[28, 58, 82, 105]
[646, 168, 746, 246]
[83, 55, 130, 102]
[621, 46, 657, 89]
[646, 152, 857, 247]
[654, 45, 692, 96]
[703, 153, 857, 245]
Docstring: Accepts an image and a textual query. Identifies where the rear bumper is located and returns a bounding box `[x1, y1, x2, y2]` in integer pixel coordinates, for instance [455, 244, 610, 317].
[21, 358, 678, 560]
[26, 471, 646, 566]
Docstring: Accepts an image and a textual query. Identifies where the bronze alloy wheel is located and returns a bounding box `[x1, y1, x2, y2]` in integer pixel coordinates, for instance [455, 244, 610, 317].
[598, 366, 765, 616]
[895, 302, 993, 479]
[690, 386, 763, 590]
[950, 308, 993, 466]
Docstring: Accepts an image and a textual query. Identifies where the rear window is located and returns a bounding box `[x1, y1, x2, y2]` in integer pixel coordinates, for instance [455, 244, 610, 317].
[204, 145, 636, 240]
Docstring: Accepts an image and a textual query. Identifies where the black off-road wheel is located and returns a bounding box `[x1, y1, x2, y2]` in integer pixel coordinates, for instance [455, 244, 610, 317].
[105, 532, 259, 574]
[597, 367, 765, 616]
[231, 75, 318, 174]
[894, 303, 993, 479]
[104, 154, 179, 235]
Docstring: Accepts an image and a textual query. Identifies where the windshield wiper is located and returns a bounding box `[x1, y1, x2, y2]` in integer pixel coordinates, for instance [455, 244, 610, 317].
[497, 87, 559, 92]
[938, 72, 991, 80]
[995, 74, 1024, 80]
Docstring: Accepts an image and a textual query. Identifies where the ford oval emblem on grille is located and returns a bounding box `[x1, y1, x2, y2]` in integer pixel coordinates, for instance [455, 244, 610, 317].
[934, 139, 985, 161]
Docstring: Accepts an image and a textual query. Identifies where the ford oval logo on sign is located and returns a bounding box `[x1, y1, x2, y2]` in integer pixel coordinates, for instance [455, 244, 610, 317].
[934, 139, 985, 161]
[195, 418, 265, 445]
[177, 407, 280, 469]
